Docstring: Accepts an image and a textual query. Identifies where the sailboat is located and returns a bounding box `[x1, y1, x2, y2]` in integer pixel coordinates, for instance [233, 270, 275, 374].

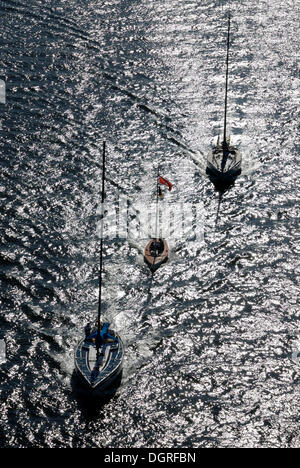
[144, 169, 171, 273]
[206, 15, 242, 193]
[74, 142, 124, 394]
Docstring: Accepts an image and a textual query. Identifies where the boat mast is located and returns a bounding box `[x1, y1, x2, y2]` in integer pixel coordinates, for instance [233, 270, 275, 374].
[155, 165, 160, 240]
[221, 15, 231, 173]
[223, 15, 231, 148]
[96, 141, 106, 347]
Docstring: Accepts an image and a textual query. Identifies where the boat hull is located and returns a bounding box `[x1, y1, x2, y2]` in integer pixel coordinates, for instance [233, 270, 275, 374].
[206, 143, 241, 192]
[74, 329, 124, 395]
[144, 239, 168, 273]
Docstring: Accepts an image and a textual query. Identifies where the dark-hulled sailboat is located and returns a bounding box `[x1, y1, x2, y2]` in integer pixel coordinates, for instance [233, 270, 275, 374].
[144, 169, 171, 274]
[206, 15, 242, 193]
[74, 142, 124, 394]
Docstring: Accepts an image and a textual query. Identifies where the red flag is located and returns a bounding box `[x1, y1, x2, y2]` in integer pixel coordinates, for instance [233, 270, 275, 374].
[159, 176, 173, 191]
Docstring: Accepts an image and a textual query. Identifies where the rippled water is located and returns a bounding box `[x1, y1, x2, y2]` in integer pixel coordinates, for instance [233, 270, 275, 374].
[0, 0, 299, 448]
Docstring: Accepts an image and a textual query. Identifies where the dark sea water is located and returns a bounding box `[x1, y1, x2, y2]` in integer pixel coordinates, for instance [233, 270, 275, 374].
[0, 0, 299, 448]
